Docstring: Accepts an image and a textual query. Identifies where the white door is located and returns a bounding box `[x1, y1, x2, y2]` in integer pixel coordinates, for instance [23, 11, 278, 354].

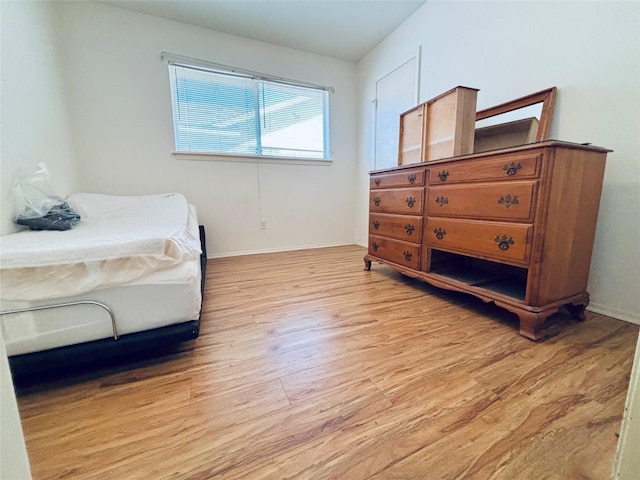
[374, 52, 420, 170]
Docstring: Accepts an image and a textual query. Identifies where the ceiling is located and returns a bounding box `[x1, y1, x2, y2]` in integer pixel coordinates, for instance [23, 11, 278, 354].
[99, 0, 426, 62]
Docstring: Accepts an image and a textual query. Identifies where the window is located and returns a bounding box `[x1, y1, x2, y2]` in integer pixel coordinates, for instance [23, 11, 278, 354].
[168, 62, 330, 160]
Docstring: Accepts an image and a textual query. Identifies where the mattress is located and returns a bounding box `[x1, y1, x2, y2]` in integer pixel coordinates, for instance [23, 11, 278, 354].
[1, 257, 201, 356]
[0, 193, 203, 357]
[0, 192, 201, 301]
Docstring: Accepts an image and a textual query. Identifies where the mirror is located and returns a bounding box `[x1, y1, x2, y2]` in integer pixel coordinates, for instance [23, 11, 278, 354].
[473, 87, 557, 153]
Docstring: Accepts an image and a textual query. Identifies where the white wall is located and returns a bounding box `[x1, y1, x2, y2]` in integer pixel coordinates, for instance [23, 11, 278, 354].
[50, 1, 358, 256]
[0, 0, 79, 235]
[0, 329, 32, 480]
[356, 0, 640, 323]
[614, 330, 640, 479]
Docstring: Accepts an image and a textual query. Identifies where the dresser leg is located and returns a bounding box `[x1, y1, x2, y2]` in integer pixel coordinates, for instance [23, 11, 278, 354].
[517, 309, 559, 341]
[565, 302, 587, 322]
[364, 258, 372, 271]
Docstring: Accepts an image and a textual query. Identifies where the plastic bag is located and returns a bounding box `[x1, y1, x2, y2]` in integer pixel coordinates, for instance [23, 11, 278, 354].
[15, 202, 81, 231]
[13, 163, 81, 231]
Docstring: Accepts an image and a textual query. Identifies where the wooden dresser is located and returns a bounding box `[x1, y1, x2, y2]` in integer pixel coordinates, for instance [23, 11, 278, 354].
[364, 141, 610, 340]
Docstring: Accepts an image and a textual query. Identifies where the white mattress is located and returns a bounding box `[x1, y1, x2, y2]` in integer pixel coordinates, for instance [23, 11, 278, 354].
[0, 193, 203, 356]
[1, 257, 202, 356]
[0, 193, 201, 301]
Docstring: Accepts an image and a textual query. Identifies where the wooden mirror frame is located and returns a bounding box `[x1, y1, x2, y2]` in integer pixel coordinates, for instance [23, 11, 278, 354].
[475, 87, 557, 142]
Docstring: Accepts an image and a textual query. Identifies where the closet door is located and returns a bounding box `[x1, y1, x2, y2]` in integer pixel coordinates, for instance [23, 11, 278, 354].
[373, 50, 420, 170]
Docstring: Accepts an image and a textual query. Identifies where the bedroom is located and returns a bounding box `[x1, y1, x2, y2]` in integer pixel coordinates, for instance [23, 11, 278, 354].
[1, 0, 639, 478]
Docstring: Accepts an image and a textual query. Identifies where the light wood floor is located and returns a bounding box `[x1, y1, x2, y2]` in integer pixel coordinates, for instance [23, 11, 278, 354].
[14, 245, 639, 480]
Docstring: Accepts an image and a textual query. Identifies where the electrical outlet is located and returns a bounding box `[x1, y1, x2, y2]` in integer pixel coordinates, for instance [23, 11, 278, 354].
[261, 219, 268, 230]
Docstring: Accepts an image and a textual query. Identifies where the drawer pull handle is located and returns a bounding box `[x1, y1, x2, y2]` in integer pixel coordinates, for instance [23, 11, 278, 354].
[373, 196, 381, 206]
[372, 242, 379, 252]
[403, 251, 413, 262]
[372, 220, 380, 230]
[374, 178, 381, 186]
[495, 235, 515, 251]
[498, 194, 519, 208]
[407, 173, 416, 184]
[503, 162, 522, 176]
[404, 224, 415, 235]
[433, 228, 446, 240]
[406, 197, 416, 208]
[435, 196, 449, 207]
[437, 171, 449, 182]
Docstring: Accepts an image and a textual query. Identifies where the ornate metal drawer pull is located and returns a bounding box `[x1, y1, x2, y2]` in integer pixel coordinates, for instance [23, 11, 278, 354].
[372, 242, 379, 252]
[374, 178, 381, 186]
[438, 171, 449, 182]
[495, 235, 514, 250]
[373, 220, 380, 230]
[498, 194, 519, 208]
[435, 196, 449, 207]
[407, 173, 416, 184]
[404, 224, 414, 235]
[373, 196, 381, 206]
[406, 196, 416, 208]
[503, 162, 522, 176]
[403, 251, 413, 261]
[433, 227, 446, 240]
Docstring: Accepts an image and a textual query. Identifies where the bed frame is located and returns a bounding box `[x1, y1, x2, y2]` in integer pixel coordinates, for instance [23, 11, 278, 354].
[7, 226, 207, 378]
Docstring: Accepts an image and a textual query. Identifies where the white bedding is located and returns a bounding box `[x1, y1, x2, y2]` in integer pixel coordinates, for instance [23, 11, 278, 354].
[0, 193, 201, 301]
[0, 192, 204, 356]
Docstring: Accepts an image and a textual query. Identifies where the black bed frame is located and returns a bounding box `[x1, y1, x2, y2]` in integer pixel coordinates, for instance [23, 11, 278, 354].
[8, 226, 208, 378]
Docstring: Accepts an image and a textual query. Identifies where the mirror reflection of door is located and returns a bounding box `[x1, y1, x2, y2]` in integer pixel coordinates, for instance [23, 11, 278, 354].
[374, 54, 419, 169]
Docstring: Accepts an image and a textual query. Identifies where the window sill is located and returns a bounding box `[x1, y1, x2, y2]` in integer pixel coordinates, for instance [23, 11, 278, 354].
[173, 152, 333, 166]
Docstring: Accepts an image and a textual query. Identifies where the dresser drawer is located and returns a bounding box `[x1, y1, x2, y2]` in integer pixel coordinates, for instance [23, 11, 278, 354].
[428, 151, 542, 184]
[369, 213, 423, 243]
[426, 218, 533, 264]
[427, 181, 538, 221]
[371, 169, 425, 189]
[369, 188, 424, 215]
[368, 235, 421, 269]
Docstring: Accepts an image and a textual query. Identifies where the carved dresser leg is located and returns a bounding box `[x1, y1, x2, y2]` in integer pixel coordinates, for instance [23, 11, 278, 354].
[518, 311, 542, 341]
[565, 302, 587, 322]
[364, 258, 372, 271]
[517, 308, 559, 341]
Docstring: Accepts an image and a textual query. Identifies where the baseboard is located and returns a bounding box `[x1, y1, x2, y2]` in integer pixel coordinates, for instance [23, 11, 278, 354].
[587, 303, 640, 325]
[207, 241, 358, 259]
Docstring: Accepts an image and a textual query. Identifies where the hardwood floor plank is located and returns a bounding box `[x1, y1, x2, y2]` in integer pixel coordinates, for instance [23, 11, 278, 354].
[93, 377, 392, 480]
[13, 245, 639, 480]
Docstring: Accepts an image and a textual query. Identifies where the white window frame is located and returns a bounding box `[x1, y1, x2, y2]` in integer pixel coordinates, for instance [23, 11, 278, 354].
[163, 52, 332, 165]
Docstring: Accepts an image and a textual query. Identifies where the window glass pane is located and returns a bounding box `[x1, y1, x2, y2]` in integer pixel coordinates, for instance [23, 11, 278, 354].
[259, 81, 326, 159]
[169, 63, 329, 159]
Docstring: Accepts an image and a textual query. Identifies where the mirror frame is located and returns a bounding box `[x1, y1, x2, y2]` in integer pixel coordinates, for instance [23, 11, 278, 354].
[475, 87, 557, 142]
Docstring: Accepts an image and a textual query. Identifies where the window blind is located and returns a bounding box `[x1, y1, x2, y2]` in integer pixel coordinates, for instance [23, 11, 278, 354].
[169, 63, 329, 159]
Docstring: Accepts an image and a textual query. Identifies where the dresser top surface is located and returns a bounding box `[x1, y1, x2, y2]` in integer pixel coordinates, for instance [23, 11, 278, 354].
[370, 140, 611, 175]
